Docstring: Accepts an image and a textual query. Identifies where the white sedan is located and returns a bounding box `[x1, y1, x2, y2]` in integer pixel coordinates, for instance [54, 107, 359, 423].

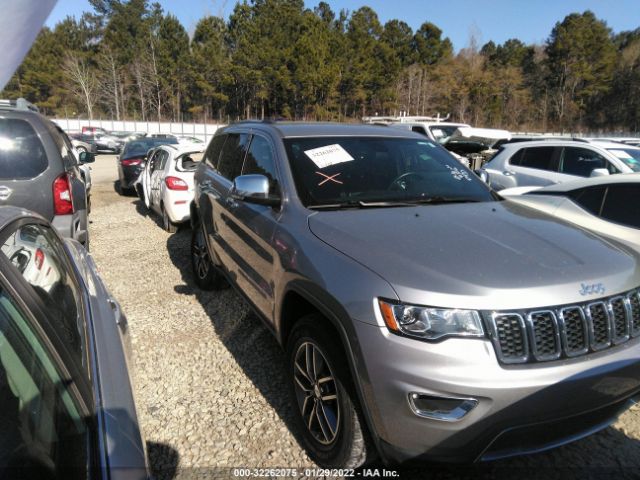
[500, 173, 640, 250]
[135, 144, 204, 232]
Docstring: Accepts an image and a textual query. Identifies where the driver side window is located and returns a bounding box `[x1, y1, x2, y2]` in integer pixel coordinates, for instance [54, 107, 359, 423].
[0, 289, 89, 478]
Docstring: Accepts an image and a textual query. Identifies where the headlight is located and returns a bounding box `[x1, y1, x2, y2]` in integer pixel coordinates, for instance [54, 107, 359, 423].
[378, 299, 484, 341]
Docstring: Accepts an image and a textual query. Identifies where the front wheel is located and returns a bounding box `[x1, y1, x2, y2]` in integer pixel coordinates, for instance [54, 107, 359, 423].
[190, 223, 227, 290]
[287, 316, 374, 468]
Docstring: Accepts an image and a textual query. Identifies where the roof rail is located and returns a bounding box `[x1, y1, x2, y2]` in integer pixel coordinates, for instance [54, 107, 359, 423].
[0, 97, 39, 113]
[363, 113, 451, 124]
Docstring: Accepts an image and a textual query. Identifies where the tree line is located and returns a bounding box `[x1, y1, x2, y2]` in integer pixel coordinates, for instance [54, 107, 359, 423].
[2, 0, 640, 132]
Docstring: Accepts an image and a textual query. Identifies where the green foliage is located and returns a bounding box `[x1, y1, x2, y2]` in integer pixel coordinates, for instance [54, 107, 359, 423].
[3, 2, 638, 131]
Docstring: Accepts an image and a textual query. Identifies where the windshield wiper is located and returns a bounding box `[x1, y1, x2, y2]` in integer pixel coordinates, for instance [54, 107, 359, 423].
[307, 200, 416, 210]
[404, 196, 482, 205]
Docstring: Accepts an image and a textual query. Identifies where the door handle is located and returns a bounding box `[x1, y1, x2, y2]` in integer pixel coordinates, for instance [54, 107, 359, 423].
[503, 170, 515, 176]
[108, 298, 124, 326]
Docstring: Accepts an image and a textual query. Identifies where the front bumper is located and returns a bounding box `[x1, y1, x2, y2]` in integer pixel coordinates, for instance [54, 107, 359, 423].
[353, 320, 640, 464]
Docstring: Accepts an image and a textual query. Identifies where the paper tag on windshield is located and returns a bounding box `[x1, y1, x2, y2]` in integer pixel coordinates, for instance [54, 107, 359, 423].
[304, 144, 354, 169]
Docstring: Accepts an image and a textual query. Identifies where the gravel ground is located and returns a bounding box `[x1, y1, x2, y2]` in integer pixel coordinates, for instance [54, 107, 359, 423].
[88, 158, 640, 480]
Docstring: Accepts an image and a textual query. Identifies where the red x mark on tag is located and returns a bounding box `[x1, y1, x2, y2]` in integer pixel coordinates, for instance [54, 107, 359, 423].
[316, 171, 343, 186]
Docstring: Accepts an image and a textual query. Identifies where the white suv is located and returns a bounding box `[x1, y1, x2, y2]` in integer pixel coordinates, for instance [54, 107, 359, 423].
[480, 140, 640, 190]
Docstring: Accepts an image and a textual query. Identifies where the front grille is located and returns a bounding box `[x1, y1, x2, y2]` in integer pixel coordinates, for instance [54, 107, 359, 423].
[493, 314, 527, 362]
[588, 302, 610, 350]
[488, 288, 640, 364]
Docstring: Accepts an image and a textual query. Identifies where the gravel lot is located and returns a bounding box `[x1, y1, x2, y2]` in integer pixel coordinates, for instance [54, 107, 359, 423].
[89, 155, 640, 479]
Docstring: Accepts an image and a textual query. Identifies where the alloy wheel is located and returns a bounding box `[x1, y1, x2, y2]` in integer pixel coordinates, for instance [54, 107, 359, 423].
[293, 341, 340, 445]
[192, 227, 210, 280]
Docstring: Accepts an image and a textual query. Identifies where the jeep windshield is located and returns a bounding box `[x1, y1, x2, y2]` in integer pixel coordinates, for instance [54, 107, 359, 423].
[283, 137, 496, 208]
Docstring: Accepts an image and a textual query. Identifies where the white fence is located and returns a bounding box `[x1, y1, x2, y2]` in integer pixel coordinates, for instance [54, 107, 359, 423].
[52, 118, 225, 144]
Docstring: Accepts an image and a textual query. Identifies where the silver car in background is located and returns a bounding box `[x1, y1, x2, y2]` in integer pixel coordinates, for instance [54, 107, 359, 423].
[480, 140, 640, 190]
[500, 173, 640, 250]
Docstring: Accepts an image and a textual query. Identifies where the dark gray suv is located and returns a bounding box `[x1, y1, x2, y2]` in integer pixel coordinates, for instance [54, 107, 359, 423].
[0, 99, 92, 248]
[190, 121, 640, 467]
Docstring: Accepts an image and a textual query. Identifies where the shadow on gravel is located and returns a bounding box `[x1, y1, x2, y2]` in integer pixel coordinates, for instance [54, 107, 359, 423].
[165, 228, 306, 452]
[164, 229, 640, 479]
[147, 441, 180, 480]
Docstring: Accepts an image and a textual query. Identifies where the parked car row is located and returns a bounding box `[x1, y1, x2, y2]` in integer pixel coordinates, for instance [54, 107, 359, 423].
[3, 98, 640, 474]
[0, 99, 146, 478]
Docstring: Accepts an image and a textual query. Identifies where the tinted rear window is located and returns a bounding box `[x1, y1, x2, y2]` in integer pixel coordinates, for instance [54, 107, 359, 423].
[0, 118, 48, 179]
[121, 138, 178, 158]
[517, 146, 556, 171]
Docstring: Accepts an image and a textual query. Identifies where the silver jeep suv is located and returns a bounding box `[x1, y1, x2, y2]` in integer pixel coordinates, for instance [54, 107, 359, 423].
[190, 122, 640, 467]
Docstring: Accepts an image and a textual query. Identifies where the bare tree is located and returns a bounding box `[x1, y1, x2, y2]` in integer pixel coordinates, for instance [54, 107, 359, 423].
[148, 37, 163, 122]
[62, 53, 98, 119]
[98, 47, 121, 120]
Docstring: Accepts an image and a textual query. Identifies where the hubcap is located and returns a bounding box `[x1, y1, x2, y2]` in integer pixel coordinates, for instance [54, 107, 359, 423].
[192, 228, 210, 279]
[293, 342, 340, 445]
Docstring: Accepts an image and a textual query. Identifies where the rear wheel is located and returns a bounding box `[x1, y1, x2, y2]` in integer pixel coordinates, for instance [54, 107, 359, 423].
[287, 316, 374, 468]
[190, 223, 227, 290]
[161, 205, 178, 233]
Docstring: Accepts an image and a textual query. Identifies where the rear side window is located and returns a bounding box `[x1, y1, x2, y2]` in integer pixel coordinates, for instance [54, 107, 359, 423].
[203, 135, 226, 168]
[0, 118, 48, 180]
[176, 152, 203, 172]
[516, 146, 557, 171]
[242, 136, 279, 194]
[218, 133, 250, 180]
[600, 184, 640, 228]
[568, 186, 607, 215]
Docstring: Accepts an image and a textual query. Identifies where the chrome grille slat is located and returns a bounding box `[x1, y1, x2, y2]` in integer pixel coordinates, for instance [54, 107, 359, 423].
[629, 291, 640, 337]
[526, 311, 561, 361]
[587, 302, 611, 350]
[491, 313, 528, 364]
[489, 288, 640, 364]
[609, 297, 629, 344]
[559, 307, 589, 357]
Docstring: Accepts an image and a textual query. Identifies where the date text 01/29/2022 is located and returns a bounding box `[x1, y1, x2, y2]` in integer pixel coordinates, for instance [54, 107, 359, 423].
[232, 468, 400, 477]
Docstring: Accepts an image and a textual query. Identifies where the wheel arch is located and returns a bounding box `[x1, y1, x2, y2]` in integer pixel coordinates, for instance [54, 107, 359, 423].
[278, 281, 387, 461]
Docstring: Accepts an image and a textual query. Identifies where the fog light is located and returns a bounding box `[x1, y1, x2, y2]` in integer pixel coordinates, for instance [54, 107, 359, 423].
[408, 392, 478, 421]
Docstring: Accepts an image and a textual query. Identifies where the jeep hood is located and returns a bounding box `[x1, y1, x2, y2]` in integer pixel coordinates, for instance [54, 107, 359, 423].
[308, 201, 640, 310]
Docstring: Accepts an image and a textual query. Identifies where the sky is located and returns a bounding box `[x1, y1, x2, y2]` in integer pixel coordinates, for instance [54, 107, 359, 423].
[46, 0, 640, 51]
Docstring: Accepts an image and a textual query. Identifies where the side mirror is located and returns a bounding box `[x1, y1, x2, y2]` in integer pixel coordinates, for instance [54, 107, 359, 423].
[231, 174, 280, 207]
[79, 151, 95, 164]
[590, 168, 610, 178]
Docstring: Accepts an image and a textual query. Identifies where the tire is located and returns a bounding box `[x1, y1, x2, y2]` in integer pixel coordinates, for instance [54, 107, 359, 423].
[190, 222, 227, 290]
[287, 315, 374, 468]
[161, 205, 178, 233]
[135, 185, 147, 209]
